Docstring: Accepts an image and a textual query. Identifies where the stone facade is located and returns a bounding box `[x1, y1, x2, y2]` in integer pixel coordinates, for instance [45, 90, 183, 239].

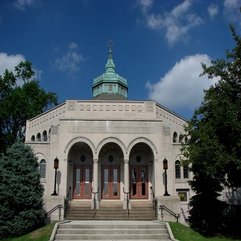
[25, 99, 193, 222]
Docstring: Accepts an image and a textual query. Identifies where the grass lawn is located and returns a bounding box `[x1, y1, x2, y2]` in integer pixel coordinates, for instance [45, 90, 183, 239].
[170, 222, 241, 241]
[0, 223, 55, 241]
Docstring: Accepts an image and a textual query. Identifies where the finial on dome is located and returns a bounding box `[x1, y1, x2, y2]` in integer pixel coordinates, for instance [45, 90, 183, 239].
[108, 40, 113, 59]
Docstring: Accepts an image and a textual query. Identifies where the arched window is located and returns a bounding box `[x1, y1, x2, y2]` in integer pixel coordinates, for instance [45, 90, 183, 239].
[175, 160, 181, 179]
[173, 132, 178, 143]
[48, 128, 51, 141]
[179, 134, 183, 143]
[40, 159, 46, 178]
[42, 130, 47, 141]
[37, 133, 41, 141]
[31, 135, 35, 141]
[183, 164, 189, 179]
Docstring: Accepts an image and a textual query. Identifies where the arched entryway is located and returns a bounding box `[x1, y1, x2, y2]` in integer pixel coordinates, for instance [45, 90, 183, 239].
[67, 142, 93, 199]
[98, 142, 124, 199]
[129, 143, 154, 199]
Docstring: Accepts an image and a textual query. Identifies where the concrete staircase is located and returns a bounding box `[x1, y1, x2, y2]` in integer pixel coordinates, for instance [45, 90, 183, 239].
[66, 200, 156, 220]
[53, 220, 173, 241]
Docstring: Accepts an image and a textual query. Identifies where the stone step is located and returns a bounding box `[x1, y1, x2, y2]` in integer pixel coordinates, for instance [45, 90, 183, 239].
[66, 216, 156, 219]
[57, 228, 167, 234]
[66, 199, 156, 221]
[54, 234, 169, 240]
[58, 223, 166, 229]
[53, 221, 172, 241]
[56, 240, 171, 241]
[55, 238, 172, 241]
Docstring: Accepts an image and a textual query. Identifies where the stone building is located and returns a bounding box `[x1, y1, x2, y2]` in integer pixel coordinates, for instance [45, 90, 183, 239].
[25, 46, 192, 222]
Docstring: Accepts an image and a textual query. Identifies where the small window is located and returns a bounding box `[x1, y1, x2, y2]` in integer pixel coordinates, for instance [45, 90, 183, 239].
[31, 135, 35, 141]
[173, 132, 178, 143]
[175, 160, 181, 179]
[183, 165, 189, 179]
[37, 133, 41, 141]
[48, 128, 51, 141]
[179, 134, 183, 143]
[42, 130, 47, 141]
[40, 159, 46, 178]
[108, 155, 114, 163]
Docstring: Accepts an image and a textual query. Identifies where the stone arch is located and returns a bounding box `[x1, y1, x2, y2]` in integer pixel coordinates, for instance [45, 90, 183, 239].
[64, 136, 95, 156]
[97, 139, 125, 200]
[96, 137, 127, 158]
[35, 152, 46, 161]
[127, 137, 158, 158]
[67, 138, 94, 200]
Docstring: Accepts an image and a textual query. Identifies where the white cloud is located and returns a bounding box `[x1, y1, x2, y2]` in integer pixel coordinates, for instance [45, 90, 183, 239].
[0, 53, 25, 76]
[139, 0, 203, 46]
[146, 54, 218, 114]
[14, 0, 39, 10]
[208, 4, 219, 18]
[224, 0, 241, 9]
[137, 0, 153, 13]
[0, 52, 42, 85]
[55, 42, 84, 74]
[223, 0, 241, 25]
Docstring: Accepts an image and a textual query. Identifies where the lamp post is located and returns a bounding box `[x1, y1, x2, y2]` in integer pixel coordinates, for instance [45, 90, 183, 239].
[51, 157, 59, 196]
[163, 158, 170, 196]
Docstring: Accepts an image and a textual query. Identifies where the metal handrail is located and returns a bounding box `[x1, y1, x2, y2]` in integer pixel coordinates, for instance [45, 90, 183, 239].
[64, 187, 71, 217]
[91, 187, 99, 217]
[123, 188, 130, 217]
[46, 204, 63, 221]
[150, 186, 157, 217]
[159, 205, 179, 223]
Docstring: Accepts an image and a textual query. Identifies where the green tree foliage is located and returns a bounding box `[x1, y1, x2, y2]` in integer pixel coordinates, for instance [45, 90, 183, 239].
[0, 142, 44, 238]
[183, 26, 241, 236]
[0, 61, 58, 154]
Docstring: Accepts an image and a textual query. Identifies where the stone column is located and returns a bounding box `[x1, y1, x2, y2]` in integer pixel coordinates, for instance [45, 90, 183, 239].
[92, 158, 99, 209]
[154, 158, 161, 197]
[123, 158, 130, 209]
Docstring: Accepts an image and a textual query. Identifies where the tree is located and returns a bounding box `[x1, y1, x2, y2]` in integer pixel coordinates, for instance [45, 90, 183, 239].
[0, 142, 44, 238]
[0, 61, 58, 154]
[183, 25, 241, 236]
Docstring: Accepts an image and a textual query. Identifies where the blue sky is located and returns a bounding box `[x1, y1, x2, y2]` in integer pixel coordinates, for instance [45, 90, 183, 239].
[0, 0, 241, 119]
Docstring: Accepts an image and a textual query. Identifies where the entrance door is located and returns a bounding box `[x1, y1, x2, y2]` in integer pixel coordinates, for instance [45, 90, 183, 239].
[73, 165, 92, 199]
[102, 165, 120, 199]
[130, 165, 148, 199]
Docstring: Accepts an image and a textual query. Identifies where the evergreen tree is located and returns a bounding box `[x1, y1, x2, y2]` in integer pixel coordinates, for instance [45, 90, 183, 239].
[0, 142, 44, 238]
[183, 25, 241, 236]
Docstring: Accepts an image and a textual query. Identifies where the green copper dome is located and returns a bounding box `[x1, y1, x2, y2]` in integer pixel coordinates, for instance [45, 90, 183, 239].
[92, 44, 128, 100]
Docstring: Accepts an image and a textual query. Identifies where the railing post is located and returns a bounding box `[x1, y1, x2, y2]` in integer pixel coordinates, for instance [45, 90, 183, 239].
[59, 205, 61, 221]
[160, 206, 164, 221]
